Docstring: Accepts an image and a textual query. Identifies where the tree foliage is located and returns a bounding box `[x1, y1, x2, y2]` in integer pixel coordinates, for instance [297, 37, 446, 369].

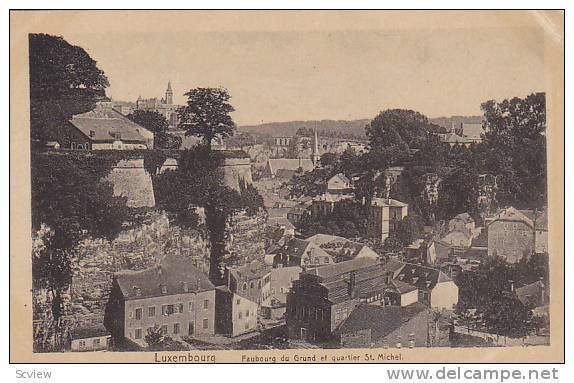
[126, 110, 182, 150]
[31, 152, 131, 323]
[29, 33, 109, 146]
[177, 87, 236, 149]
[480, 93, 547, 209]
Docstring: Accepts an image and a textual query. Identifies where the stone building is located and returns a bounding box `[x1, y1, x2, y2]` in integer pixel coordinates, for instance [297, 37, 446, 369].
[104, 255, 216, 347]
[136, 82, 180, 128]
[367, 198, 408, 242]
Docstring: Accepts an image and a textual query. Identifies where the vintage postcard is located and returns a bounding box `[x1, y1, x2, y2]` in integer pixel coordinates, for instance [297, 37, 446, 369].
[9, 10, 564, 363]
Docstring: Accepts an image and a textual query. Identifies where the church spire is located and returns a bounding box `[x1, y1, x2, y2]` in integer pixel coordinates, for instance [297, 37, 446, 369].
[312, 128, 321, 165]
[165, 81, 173, 104]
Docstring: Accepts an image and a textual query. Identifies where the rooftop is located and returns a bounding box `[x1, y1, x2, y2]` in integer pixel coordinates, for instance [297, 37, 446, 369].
[69, 325, 110, 340]
[334, 302, 428, 338]
[70, 105, 151, 144]
[371, 198, 408, 208]
[114, 254, 214, 300]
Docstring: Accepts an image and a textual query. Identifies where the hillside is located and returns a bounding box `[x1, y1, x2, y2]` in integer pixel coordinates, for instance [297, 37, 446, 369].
[239, 115, 483, 138]
[239, 119, 370, 138]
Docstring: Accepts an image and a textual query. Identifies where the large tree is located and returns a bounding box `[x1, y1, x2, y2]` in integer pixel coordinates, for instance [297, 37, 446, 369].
[32, 152, 130, 327]
[177, 87, 236, 149]
[29, 34, 109, 146]
[153, 147, 246, 284]
[480, 92, 547, 209]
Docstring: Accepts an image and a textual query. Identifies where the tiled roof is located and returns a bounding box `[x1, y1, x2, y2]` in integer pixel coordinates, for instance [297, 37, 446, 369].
[310, 257, 380, 280]
[229, 260, 271, 281]
[115, 254, 214, 300]
[334, 303, 428, 338]
[70, 106, 151, 143]
[394, 262, 452, 290]
[329, 173, 351, 185]
[487, 207, 534, 228]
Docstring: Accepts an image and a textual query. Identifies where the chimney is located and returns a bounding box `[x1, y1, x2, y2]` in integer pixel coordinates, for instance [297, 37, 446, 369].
[347, 271, 356, 296]
[509, 279, 514, 292]
[384, 271, 392, 285]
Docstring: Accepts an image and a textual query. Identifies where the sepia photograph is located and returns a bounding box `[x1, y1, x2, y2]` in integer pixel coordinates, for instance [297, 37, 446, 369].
[9, 9, 564, 363]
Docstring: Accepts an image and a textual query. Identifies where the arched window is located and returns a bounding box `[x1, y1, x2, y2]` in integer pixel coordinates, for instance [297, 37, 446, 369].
[242, 283, 248, 291]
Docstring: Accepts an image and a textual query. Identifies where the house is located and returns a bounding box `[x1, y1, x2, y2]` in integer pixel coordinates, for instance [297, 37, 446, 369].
[286, 258, 425, 342]
[266, 217, 296, 237]
[305, 233, 379, 262]
[515, 279, 548, 310]
[326, 173, 352, 193]
[104, 255, 216, 346]
[63, 101, 154, 150]
[215, 286, 260, 337]
[334, 303, 430, 348]
[310, 193, 354, 218]
[286, 258, 389, 341]
[270, 238, 335, 268]
[261, 266, 303, 320]
[226, 260, 272, 305]
[486, 207, 537, 263]
[367, 198, 408, 242]
[274, 136, 294, 147]
[216, 260, 272, 337]
[393, 263, 458, 310]
[287, 203, 310, 226]
[70, 325, 111, 352]
[448, 213, 475, 234]
[263, 158, 315, 178]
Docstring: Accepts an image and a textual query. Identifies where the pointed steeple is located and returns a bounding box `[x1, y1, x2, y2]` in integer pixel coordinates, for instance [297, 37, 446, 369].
[312, 128, 321, 165]
[165, 81, 173, 104]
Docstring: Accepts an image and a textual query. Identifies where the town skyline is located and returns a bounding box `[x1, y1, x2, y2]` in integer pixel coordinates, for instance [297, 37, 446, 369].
[32, 12, 546, 125]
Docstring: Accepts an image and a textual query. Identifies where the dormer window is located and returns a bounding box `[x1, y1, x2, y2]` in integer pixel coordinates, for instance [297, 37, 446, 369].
[133, 286, 141, 297]
[182, 282, 189, 293]
[89, 130, 95, 138]
[160, 284, 168, 294]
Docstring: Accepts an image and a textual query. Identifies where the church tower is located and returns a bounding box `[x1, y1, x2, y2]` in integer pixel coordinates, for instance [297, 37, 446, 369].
[311, 129, 321, 165]
[165, 81, 173, 105]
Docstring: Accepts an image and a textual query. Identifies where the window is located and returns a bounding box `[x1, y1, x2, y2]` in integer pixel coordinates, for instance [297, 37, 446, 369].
[258, 280, 262, 288]
[148, 307, 155, 317]
[135, 308, 142, 320]
[161, 325, 168, 335]
[239, 311, 243, 319]
[162, 304, 175, 316]
[189, 302, 194, 311]
[93, 338, 100, 346]
[236, 298, 241, 305]
[203, 299, 209, 309]
[173, 323, 180, 335]
[246, 310, 250, 317]
[250, 281, 255, 289]
[178, 303, 184, 313]
[79, 340, 85, 348]
[280, 287, 284, 294]
[203, 319, 209, 329]
[160, 285, 168, 294]
[135, 329, 143, 339]
[243, 283, 248, 291]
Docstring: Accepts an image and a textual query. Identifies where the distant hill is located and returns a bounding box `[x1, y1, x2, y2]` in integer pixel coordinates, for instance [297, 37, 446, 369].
[239, 115, 483, 138]
[239, 119, 371, 138]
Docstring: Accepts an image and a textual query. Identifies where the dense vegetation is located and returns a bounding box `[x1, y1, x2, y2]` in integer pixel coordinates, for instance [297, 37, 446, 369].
[29, 34, 109, 148]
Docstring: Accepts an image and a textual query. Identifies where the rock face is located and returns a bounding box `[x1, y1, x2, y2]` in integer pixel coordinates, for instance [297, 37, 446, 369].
[105, 159, 155, 208]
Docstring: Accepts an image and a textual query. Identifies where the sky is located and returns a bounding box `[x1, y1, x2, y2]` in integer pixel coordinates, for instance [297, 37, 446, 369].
[28, 11, 547, 125]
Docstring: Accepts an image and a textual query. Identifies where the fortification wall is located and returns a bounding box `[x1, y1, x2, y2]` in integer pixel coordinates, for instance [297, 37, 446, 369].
[105, 158, 156, 208]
